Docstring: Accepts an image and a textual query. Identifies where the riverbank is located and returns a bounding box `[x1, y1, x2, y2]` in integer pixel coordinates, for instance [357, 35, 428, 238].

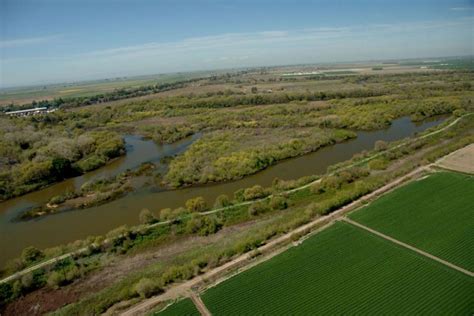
[1, 113, 471, 315]
[16, 163, 156, 220]
[0, 115, 451, 268]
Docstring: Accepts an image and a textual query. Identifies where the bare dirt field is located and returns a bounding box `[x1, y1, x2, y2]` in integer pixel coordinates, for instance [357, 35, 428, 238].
[436, 143, 474, 174]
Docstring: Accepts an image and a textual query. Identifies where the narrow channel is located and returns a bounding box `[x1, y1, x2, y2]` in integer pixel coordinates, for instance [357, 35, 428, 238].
[0, 115, 446, 266]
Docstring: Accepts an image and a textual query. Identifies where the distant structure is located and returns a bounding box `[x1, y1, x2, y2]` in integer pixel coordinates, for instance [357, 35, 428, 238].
[5, 107, 55, 117]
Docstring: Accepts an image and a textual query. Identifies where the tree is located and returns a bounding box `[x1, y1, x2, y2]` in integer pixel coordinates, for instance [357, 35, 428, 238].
[20, 273, 34, 290]
[248, 201, 270, 216]
[269, 196, 288, 210]
[243, 185, 267, 200]
[51, 157, 76, 180]
[134, 278, 160, 298]
[374, 140, 388, 151]
[47, 271, 65, 289]
[139, 208, 156, 224]
[185, 197, 208, 212]
[185, 214, 221, 236]
[159, 208, 172, 221]
[21, 246, 44, 265]
[214, 194, 231, 208]
[251, 87, 258, 93]
[0, 283, 13, 306]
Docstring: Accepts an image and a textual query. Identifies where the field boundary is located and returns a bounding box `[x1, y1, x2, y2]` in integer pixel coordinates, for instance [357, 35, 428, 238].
[341, 218, 474, 277]
[190, 292, 211, 316]
[0, 113, 471, 286]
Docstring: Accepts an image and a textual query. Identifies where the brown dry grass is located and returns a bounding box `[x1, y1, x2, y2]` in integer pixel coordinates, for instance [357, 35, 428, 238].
[436, 143, 474, 174]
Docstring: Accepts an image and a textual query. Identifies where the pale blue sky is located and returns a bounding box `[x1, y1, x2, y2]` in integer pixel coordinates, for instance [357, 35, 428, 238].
[1, 0, 473, 87]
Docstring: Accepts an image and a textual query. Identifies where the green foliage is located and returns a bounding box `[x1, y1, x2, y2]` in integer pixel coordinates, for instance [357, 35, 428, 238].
[269, 196, 288, 210]
[21, 246, 44, 265]
[139, 208, 156, 225]
[75, 154, 106, 172]
[214, 194, 231, 208]
[159, 207, 189, 222]
[243, 185, 268, 201]
[0, 123, 125, 200]
[185, 214, 222, 236]
[248, 201, 271, 216]
[374, 140, 388, 151]
[47, 271, 66, 289]
[134, 278, 161, 298]
[185, 196, 208, 212]
[368, 158, 389, 170]
[165, 128, 356, 187]
[0, 283, 13, 306]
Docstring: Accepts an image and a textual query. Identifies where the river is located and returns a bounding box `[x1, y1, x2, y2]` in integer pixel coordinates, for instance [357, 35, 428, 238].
[0, 115, 447, 266]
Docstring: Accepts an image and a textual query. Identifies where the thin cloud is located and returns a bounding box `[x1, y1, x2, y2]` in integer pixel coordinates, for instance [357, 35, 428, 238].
[76, 18, 472, 61]
[450, 7, 473, 11]
[0, 35, 61, 48]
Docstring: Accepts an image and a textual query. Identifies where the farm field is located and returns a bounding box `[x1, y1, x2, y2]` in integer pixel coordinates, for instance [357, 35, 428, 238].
[0, 72, 211, 106]
[349, 171, 474, 271]
[200, 221, 474, 315]
[155, 298, 199, 316]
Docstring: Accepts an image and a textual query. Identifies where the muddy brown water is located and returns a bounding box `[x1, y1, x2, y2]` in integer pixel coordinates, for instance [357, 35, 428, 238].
[0, 116, 446, 267]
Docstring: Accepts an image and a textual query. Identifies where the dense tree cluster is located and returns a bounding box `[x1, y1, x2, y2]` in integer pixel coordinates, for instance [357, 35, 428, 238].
[164, 128, 356, 187]
[0, 117, 124, 200]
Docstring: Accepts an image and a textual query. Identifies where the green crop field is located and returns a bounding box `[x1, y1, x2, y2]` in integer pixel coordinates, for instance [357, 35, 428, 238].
[349, 171, 474, 271]
[155, 298, 199, 316]
[201, 222, 473, 315]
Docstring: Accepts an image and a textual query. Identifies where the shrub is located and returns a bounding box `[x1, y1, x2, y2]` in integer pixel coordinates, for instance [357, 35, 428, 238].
[65, 266, 82, 282]
[134, 278, 160, 298]
[0, 283, 13, 306]
[185, 196, 208, 212]
[20, 272, 34, 290]
[234, 188, 245, 202]
[248, 202, 270, 216]
[47, 271, 66, 289]
[159, 208, 173, 221]
[214, 194, 231, 208]
[49, 190, 76, 205]
[374, 140, 388, 151]
[305, 203, 323, 218]
[21, 246, 44, 265]
[310, 182, 324, 194]
[76, 154, 106, 172]
[269, 196, 288, 210]
[320, 175, 344, 191]
[12, 280, 23, 298]
[4, 258, 25, 274]
[106, 225, 130, 239]
[368, 158, 389, 170]
[186, 215, 221, 236]
[139, 208, 156, 224]
[243, 185, 267, 200]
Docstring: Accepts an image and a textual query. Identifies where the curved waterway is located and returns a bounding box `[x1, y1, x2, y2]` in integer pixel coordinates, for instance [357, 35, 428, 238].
[0, 116, 447, 266]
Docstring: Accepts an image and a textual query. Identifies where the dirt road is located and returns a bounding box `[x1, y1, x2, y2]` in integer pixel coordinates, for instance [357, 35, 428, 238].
[189, 293, 211, 316]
